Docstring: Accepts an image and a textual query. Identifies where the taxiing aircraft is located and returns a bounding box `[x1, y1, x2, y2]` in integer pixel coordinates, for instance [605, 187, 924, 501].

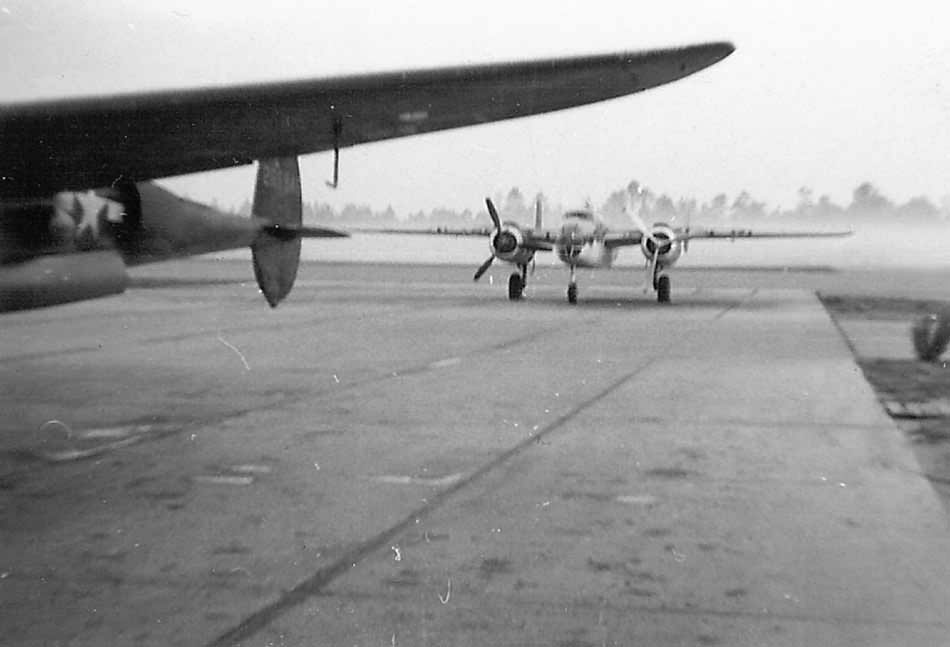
[463, 197, 852, 304]
[0, 42, 734, 312]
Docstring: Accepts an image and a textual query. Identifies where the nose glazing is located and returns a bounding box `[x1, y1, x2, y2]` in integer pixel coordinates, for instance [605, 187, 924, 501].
[646, 233, 671, 255]
[557, 225, 585, 261]
[493, 231, 518, 254]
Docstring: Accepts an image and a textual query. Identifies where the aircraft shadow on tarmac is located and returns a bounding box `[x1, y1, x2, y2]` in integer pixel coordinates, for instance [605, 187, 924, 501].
[561, 293, 785, 311]
[317, 286, 786, 312]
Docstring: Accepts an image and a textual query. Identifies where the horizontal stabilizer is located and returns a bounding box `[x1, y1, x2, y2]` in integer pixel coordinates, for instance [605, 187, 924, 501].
[350, 227, 492, 237]
[295, 225, 349, 238]
[256, 221, 349, 239]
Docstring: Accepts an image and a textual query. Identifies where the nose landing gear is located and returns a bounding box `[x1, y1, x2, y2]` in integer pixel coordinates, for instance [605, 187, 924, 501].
[566, 265, 578, 304]
[656, 274, 671, 303]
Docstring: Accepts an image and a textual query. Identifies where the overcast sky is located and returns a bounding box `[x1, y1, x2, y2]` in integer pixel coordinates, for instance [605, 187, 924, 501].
[3, 1, 948, 215]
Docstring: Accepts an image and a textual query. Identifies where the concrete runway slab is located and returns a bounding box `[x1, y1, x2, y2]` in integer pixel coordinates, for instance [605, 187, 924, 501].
[1, 261, 948, 646]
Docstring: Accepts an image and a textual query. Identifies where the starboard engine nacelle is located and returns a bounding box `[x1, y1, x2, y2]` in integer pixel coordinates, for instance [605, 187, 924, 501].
[490, 223, 535, 265]
[639, 223, 683, 266]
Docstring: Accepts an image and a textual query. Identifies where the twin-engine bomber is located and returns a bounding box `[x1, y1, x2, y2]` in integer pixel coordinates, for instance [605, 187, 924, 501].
[427, 197, 852, 304]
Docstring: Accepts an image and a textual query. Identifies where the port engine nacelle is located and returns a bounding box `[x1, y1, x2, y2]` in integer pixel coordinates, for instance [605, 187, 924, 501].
[490, 223, 535, 266]
[639, 223, 683, 266]
[0, 250, 128, 312]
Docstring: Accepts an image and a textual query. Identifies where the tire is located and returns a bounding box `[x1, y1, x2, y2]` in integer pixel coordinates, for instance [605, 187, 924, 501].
[567, 283, 577, 304]
[657, 275, 671, 303]
[508, 273, 523, 300]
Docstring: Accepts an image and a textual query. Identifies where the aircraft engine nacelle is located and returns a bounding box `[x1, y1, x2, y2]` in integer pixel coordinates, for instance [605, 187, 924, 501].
[491, 223, 534, 265]
[0, 250, 128, 312]
[0, 192, 129, 262]
[639, 223, 683, 266]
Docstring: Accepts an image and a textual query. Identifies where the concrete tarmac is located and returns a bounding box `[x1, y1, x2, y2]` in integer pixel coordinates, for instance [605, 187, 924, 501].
[1, 260, 949, 646]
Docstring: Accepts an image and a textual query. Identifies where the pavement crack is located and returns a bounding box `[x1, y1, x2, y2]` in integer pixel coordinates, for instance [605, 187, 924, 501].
[2, 323, 565, 481]
[206, 358, 657, 647]
[207, 292, 750, 646]
[712, 288, 757, 320]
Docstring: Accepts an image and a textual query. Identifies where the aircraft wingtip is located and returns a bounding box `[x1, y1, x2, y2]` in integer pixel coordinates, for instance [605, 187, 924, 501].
[700, 40, 736, 62]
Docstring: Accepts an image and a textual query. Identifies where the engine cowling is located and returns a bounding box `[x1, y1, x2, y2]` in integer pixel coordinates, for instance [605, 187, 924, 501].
[0, 191, 129, 264]
[490, 223, 535, 265]
[639, 223, 683, 266]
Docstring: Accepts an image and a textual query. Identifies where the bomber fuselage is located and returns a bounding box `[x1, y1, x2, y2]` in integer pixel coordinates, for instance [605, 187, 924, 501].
[554, 211, 617, 269]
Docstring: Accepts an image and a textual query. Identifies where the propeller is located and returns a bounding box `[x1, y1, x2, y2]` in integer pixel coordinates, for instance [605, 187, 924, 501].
[474, 256, 494, 281]
[626, 200, 657, 247]
[646, 246, 660, 292]
[625, 190, 665, 292]
[485, 197, 501, 230]
[473, 198, 503, 282]
[683, 210, 692, 253]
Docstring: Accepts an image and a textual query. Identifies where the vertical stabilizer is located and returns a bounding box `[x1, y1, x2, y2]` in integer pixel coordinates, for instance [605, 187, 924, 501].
[251, 157, 302, 307]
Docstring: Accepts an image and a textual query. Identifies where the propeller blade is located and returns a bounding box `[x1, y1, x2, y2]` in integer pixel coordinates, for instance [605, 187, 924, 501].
[683, 211, 691, 253]
[474, 256, 494, 281]
[485, 198, 501, 230]
[626, 188, 663, 249]
[627, 205, 656, 244]
[645, 247, 660, 293]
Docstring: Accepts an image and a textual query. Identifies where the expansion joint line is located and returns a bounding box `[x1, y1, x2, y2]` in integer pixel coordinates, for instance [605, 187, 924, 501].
[208, 298, 741, 646]
[206, 359, 657, 647]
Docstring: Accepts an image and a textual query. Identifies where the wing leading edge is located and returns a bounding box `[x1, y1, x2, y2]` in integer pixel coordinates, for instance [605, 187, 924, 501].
[352, 226, 558, 251]
[680, 228, 853, 240]
[0, 42, 734, 200]
[603, 227, 852, 248]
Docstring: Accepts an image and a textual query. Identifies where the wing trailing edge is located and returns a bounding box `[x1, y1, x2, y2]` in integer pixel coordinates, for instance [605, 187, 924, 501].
[0, 42, 735, 199]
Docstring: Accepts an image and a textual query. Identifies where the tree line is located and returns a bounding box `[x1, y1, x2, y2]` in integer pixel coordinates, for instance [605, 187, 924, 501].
[233, 180, 950, 228]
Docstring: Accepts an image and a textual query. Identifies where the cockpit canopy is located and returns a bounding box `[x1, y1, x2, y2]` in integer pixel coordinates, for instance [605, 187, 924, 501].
[562, 209, 594, 221]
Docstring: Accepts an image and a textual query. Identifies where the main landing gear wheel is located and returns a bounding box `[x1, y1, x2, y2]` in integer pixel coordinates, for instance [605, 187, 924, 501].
[508, 273, 524, 300]
[567, 282, 578, 304]
[656, 274, 671, 303]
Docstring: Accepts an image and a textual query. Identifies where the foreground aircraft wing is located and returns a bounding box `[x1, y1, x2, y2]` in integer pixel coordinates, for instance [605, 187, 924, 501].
[0, 42, 734, 200]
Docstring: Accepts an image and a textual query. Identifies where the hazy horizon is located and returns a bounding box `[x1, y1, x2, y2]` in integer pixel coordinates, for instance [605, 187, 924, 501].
[206, 220, 948, 271]
[4, 1, 950, 215]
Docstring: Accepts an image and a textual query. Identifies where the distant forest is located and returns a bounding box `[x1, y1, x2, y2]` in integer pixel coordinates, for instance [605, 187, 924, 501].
[233, 180, 950, 229]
